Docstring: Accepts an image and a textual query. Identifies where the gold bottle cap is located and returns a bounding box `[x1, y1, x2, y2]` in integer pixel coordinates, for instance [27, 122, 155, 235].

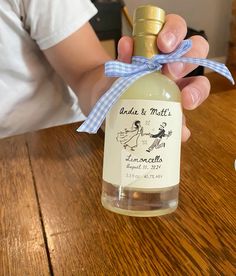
[133, 5, 165, 37]
[133, 5, 165, 58]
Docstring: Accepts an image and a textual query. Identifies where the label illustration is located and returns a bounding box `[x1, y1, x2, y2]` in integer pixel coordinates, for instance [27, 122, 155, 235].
[116, 120, 172, 152]
[103, 99, 182, 189]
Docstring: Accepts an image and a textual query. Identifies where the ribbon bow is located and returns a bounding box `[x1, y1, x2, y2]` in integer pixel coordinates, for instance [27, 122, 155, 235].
[78, 39, 234, 134]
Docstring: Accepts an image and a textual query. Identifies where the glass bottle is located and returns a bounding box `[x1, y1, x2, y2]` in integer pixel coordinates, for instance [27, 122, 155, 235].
[101, 5, 182, 217]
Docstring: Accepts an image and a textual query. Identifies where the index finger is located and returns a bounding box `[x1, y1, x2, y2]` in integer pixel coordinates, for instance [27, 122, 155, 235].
[157, 14, 187, 53]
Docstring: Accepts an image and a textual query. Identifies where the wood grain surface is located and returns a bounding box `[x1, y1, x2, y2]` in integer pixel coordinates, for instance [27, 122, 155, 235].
[0, 136, 50, 276]
[22, 90, 236, 275]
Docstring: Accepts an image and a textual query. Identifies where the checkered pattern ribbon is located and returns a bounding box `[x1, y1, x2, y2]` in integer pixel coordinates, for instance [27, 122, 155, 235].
[77, 39, 234, 134]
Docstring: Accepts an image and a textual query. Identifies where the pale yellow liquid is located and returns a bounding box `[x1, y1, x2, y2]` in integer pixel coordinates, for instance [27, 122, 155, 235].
[102, 72, 181, 217]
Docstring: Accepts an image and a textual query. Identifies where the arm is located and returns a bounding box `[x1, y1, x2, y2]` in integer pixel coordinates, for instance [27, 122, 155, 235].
[43, 22, 115, 116]
[164, 131, 173, 138]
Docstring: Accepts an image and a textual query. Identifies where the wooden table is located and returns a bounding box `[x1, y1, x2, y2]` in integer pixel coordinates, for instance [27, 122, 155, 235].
[0, 90, 235, 275]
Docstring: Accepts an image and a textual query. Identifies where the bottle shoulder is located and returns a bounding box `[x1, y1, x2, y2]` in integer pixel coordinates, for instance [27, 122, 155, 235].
[120, 72, 181, 102]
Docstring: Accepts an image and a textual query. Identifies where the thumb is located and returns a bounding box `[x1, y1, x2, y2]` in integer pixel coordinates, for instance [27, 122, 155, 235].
[117, 36, 133, 63]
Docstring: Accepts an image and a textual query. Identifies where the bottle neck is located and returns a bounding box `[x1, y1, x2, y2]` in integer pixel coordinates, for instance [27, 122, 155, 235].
[133, 35, 159, 58]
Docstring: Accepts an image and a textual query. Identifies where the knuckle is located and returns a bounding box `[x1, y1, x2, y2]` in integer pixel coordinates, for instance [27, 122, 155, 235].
[191, 35, 209, 57]
[166, 14, 187, 29]
[165, 14, 187, 38]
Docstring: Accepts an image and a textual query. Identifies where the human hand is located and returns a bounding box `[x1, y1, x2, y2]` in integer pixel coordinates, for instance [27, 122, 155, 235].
[117, 14, 210, 142]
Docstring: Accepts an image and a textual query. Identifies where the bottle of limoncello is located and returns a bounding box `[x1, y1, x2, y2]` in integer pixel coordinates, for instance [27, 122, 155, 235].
[102, 5, 182, 217]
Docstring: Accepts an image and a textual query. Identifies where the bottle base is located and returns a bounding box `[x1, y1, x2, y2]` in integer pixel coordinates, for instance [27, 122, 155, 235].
[101, 181, 179, 217]
[102, 197, 177, 217]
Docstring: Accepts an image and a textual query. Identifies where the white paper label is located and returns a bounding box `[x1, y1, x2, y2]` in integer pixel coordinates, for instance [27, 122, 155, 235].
[103, 99, 182, 189]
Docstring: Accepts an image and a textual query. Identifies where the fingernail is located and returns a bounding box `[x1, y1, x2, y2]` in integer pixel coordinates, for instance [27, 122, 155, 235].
[162, 32, 177, 49]
[185, 127, 191, 139]
[168, 62, 185, 79]
[182, 125, 191, 142]
[190, 87, 200, 106]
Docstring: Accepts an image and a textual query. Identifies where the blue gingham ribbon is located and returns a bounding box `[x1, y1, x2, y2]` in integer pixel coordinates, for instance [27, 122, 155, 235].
[77, 39, 234, 134]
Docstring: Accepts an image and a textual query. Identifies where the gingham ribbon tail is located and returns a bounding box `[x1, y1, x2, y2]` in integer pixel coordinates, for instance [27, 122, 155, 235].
[77, 39, 234, 134]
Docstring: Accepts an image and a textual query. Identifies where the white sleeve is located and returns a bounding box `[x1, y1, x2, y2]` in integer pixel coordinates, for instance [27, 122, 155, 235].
[22, 0, 97, 49]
